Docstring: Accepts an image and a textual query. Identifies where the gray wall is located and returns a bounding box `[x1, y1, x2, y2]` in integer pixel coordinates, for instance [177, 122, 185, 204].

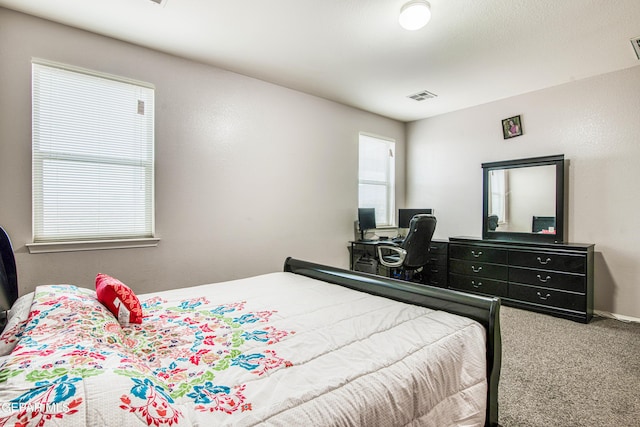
[406, 65, 640, 319]
[0, 8, 405, 294]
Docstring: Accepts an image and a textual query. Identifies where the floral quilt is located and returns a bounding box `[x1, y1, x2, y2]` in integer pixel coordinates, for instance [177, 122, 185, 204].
[0, 283, 294, 426]
[0, 272, 489, 427]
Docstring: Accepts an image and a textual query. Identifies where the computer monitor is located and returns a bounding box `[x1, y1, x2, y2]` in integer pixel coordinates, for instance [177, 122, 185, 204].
[532, 216, 555, 233]
[398, 208, 433, 229]
[357, 208, 376, 240]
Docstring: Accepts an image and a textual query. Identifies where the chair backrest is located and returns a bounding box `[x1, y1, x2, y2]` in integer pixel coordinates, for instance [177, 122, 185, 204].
[1, 226, 18, 324]
[488, 215, 499, 231]
[401, 214, 437, 268]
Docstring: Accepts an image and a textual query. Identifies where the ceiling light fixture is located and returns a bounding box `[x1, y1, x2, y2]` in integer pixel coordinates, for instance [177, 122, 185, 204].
[399, 0, 431, 31]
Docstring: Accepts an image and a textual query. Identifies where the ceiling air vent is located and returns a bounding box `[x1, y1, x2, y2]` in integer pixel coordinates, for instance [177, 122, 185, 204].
[631, 37, 640, 60]
[408, 90, 438, 101]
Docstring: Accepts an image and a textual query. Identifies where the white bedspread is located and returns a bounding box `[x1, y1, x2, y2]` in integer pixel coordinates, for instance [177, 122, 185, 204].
[0, 272, 487, 426]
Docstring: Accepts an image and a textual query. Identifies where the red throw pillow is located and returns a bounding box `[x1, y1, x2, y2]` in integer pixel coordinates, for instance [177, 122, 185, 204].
[95, 273, 143, 324]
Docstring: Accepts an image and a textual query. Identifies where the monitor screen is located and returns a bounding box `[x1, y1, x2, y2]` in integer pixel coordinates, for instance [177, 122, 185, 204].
[532, 216, 555, 233]
[398, 208, 433, 228]
[358, 208, 376, 231]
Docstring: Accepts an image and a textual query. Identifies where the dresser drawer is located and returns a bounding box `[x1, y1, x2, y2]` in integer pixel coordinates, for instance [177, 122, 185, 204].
[449, 274, 508, 297]
[509, 283, 585, 311]
[428, 241, 448, 254]
[449, 259, 508, 281]
[509, 250, 586, 274]
[426, 253, 448, 266]
[509, 267, 585, 293]
[449, 244, 507, 264]
[424, 268, 448, 287]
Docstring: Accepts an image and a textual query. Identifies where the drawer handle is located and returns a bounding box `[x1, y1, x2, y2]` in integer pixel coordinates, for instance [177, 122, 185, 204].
[471, 250, 483, 258]
[471, 280, 482, 288]
[537, 257, 552, 265]
[537, 292, 552, 301]
[471, 266, 483, 273]
[537, 274, 552, 283]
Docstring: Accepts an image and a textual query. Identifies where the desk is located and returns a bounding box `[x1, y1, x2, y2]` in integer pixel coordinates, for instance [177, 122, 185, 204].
[349, 239, 449, 287]
[349, 240, 393, 274]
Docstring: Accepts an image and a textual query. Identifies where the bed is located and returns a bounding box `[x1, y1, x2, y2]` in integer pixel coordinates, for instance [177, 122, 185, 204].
[0, 227, 501, 426]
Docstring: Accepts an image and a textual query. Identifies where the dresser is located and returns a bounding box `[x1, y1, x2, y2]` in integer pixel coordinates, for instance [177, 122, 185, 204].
[448, 237, 594, 323]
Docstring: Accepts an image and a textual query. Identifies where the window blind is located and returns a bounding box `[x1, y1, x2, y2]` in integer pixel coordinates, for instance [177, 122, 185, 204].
[32, 61, 155, 242]
[358, 133, 395, 226]
[489, 169, 507, 223]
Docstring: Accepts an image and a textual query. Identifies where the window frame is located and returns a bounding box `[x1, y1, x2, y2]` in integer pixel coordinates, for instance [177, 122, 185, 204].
[28, 59, 159, 253]
[488, 169, 508, 225]
[358, 132, 396, 227]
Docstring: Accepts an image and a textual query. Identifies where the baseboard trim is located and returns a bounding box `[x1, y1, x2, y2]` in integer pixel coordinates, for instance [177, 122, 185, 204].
[594, 310, 640, 323]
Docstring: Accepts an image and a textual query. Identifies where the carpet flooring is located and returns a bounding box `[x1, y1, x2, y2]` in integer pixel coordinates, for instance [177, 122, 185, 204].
[498, 306, 640, 426]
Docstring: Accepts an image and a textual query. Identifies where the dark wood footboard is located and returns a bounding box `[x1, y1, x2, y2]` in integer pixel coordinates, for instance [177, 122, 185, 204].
[284, 257, 501, 427]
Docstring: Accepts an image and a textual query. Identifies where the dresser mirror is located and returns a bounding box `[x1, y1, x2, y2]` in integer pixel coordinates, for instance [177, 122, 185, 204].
[482, 154, 565, 243]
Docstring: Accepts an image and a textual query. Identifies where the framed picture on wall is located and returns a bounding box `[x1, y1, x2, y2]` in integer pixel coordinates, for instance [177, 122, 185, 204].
[502, 115, 523, 139]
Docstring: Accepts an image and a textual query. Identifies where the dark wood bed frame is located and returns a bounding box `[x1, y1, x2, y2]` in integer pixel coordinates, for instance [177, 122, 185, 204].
[0, 227, 500, 426]
[284, 257, 501, 427]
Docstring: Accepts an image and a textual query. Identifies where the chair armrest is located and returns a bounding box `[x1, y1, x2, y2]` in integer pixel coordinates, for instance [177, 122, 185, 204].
[376, 245, 407, 268]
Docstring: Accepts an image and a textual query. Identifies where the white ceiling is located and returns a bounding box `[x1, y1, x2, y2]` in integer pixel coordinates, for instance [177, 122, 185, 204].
[2, 0, 639, 122]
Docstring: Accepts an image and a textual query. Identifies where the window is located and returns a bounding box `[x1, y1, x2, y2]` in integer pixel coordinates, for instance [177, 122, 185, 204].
[489, 169, 507, 224]
[358, 133, 395, 226]
[31, 60, 155, 247]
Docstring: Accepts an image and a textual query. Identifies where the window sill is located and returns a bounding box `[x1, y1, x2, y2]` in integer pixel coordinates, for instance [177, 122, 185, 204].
[26, 238, 160, 254]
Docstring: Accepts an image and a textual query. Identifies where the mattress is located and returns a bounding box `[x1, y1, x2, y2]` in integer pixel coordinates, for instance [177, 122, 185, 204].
[0, 271, 487, 426]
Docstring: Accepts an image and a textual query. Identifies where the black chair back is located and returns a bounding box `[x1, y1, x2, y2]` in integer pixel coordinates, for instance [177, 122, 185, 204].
[401, 214, 437, 269]
[488, 215, 499, 231]
[0, 226, 18, 324]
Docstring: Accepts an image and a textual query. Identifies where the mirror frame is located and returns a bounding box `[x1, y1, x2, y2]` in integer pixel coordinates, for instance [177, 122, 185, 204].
[482, 154, 565, 243]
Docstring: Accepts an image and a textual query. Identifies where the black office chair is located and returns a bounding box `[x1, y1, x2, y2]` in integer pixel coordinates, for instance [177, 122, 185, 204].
[376, 214, 437, 282]
[488, 215, 499, 231]
[1, 226, 19, 328]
